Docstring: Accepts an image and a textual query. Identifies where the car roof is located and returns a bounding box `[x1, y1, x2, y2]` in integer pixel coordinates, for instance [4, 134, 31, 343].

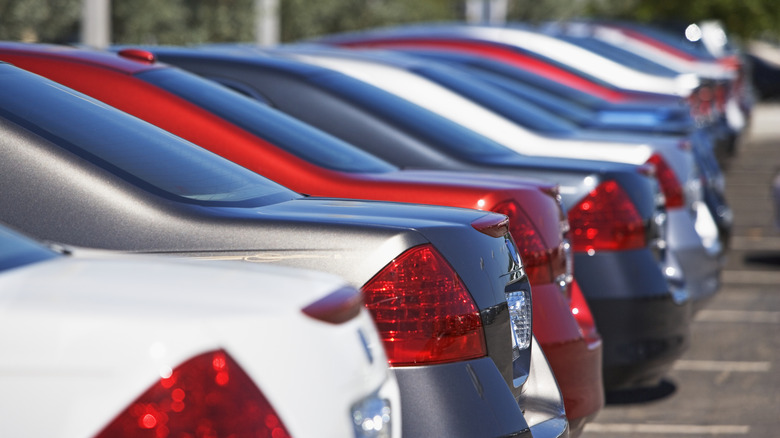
[0, 41, 167, 75]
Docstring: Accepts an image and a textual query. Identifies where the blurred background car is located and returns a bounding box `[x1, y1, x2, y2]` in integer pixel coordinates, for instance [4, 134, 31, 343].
[0, 222, 400, 438]
[309, 26, 730, 251]
[275, 45, 723, 310]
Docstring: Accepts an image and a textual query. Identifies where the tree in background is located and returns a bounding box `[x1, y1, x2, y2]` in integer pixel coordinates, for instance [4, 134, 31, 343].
[506, 0, 589, 23]
[112, 0, 255, 44]
[280, 0, 461, 41]
[585, 0, 780, 42]
[0, 0, 779, 44]
[0, 0, 81, 43]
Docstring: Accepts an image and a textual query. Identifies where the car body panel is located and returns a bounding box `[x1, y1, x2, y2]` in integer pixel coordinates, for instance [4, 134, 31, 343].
[0, 62, 547, 437]
[0, 225, 400, 438]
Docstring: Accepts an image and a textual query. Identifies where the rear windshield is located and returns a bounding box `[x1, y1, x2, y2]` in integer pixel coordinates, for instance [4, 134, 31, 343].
[559, 37, 679, 77]
[463, 58, 609, 108]
[311, 72, 522, 162]
[414, 64, 579, 135]
[0, 64, 297, 207]
[0, 225, 58, 272]
[139, 68, 396, 173]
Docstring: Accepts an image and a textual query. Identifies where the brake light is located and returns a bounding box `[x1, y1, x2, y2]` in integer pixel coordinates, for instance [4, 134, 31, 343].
[361, 244, 486, 366]
[570, 280, 600, 346]
[568, 181, 646, 253]
[492, 200, 553, 285]
[646, 153, 685, 208]
[95, 350, 291, 438]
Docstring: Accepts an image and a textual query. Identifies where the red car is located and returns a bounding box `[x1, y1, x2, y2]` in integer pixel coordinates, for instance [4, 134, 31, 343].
[0, 43, 603, 433]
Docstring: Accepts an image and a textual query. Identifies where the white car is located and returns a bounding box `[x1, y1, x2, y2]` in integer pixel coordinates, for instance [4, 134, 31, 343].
[0, 225, 400, 438]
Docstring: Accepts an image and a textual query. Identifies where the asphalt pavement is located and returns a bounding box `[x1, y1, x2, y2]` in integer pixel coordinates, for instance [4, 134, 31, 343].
[581, 103, 780, 438]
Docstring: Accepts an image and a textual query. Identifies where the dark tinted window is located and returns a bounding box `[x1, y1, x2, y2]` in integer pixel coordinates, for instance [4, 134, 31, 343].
[414, 64, 579, 134]
[0, 64, 297, 207]
[139, 68, 396, 173]
[0, 225, 59, 272]
[559, 37, 679, 77]
[311, 72, 521, 161]
[395, 50, 598, 125]
[459, 57, 609, 108]
[467, 67, 596, 126]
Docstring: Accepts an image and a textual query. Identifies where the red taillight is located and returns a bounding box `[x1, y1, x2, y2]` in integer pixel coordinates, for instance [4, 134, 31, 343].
[568, 181, 646, 252]
[646, 153, 685, 208]
[95, 350, 291, 438]
[361, 244, 486, 366]
[492, 200, 553, 285]
[570, 280, 601, 346]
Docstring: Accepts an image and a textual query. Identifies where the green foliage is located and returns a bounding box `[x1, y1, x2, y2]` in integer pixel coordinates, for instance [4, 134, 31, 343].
[112, 0, 191, 44]
[280, 0, 462, 42]
[506, 0, 589, 23]
[584, 0, 780, 40]
[0, 0, 778, 44]
[112, 0, 255, 44]
[0, 0, 81, 43]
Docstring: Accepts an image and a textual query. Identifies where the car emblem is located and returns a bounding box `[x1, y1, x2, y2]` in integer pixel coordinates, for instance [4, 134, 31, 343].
[358, 328, 374, 365]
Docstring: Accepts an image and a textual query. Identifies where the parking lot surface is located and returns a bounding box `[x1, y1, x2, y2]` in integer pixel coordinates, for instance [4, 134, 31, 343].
[582, 103, 780, 438]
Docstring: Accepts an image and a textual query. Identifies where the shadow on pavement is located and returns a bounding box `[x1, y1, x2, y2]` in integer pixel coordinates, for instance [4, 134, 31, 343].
[743, 251, 780, 266]
[605, 379, 677, 405]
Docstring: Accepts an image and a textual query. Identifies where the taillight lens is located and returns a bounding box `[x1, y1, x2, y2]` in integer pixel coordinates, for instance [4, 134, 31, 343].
[568, 181, 646, 253]
[361, 244, 487, 366]
[492, 200, 553, 285]
[570, 280, 600, 346]
[646, 153, 685, 208]
[95, 350, 292, 438]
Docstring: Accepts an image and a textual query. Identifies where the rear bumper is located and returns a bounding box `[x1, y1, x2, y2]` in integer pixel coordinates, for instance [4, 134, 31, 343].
[520, 337, 570, 438]
[666, 207, 723, 311]
[574, 249, 691, 391]
[542, 337, 603, 437]
[393, 357, 531, 438]
[590, 294, 690, 390]
[532, 283, 603, 435]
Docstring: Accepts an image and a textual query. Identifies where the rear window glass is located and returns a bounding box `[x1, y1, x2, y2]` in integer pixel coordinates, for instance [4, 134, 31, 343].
[0, 64, 297, 207]
[312, 72, 522, 162]
[0, 225, 58, 272]
[415, 64, 579, 134]
[140, 68, 396, 173]
[560, 37, 679, 77]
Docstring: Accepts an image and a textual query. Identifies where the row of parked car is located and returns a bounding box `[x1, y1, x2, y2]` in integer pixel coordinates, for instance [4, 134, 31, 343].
[0, 17, 751, 438]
